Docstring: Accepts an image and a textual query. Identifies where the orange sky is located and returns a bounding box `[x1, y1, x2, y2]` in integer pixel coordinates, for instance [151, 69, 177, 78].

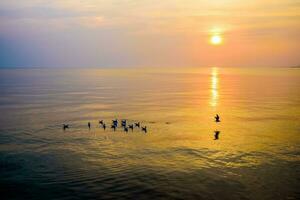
[0, 0, 299, 67]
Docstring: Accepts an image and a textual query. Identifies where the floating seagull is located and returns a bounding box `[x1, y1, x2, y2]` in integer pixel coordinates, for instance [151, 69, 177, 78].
[214, 131, 220, 140]
[121, 120, 127, 127]
[135, 122, 140, 128]
[215, 114, 220, 123]
[141, 126, 147, 133]
[63, 124, 69, 130]
[128, 124, 134, 131]
[111, 124, 117, 131]
[112, 119, 118, 127]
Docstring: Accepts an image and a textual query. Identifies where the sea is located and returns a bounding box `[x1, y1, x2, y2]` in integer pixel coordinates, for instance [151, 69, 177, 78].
[0, 67, 299, 200]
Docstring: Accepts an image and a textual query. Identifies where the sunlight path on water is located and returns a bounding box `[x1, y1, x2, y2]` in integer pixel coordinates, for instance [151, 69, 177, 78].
[210, 67, 219, 109]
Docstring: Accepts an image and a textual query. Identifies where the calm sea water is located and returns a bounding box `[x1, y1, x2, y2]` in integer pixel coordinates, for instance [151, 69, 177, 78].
[0, 67, 299, 200]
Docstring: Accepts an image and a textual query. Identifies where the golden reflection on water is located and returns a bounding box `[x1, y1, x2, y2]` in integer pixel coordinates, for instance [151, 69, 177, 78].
[1, 68, 300, 200]
[210, 67, 219, 109]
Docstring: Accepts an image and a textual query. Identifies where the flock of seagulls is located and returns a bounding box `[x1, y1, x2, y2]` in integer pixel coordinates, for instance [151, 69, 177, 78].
[63, 114, 221, 139]
[63, 119, 147, 133]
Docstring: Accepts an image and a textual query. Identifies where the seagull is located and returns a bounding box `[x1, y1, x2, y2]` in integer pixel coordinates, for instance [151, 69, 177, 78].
[134, 122, 140, 128]
[214, 131, 220, 140]
[215, 114, 220, 123]
[111, 124, 116, 131]
[141, 126, 147, 133]
[128, 124, 134, 131]
[121, 119, 127, 127]
[63, 124, 69, 130]
[112, 119, 118, 127]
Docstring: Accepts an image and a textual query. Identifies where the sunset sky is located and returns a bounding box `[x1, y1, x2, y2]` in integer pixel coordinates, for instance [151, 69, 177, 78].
[0, 0, 299, 68]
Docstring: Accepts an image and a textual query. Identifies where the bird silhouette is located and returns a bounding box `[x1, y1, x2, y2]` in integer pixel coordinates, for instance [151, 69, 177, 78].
[121, 120, 127, 127]
[63, 124, 69, 130]
[215, 114, 221, 123]
[141, 126, 147, 133]
[112, 119, 118, 127]
[128, 124, 134, 131]
[135, 122, 140, 128]
[214, 131, 220, 140]
[111, 124, 116, 131]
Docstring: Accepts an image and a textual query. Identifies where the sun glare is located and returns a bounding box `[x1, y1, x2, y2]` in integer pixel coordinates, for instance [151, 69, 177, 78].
[210, 35, 222, 45]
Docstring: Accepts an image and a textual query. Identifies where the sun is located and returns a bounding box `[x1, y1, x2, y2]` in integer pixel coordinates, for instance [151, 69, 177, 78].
[210, 35, 222, 45]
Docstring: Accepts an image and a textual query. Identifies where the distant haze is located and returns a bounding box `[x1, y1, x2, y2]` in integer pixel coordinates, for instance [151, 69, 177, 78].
[0, 0, 299, 68]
